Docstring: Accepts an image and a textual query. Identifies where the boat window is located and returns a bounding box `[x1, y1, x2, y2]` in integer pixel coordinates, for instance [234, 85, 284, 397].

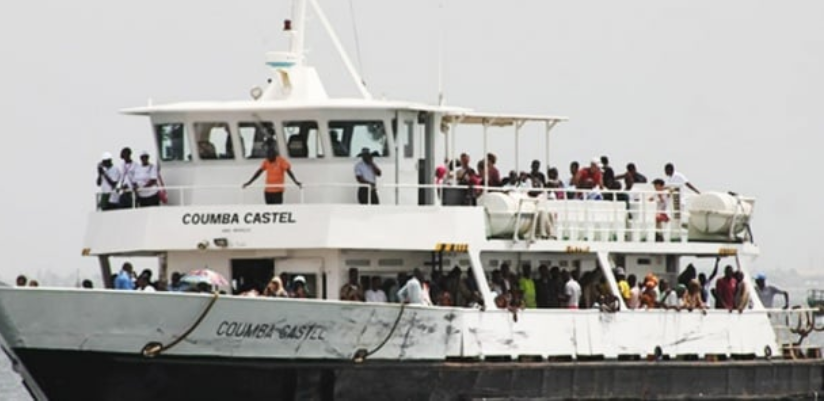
[239, 122, 277, 159]
[329, 120, 389, 158]
[155, 123, 191, 162]
[194, 122, 235, 160]
[283, 121, 322, 159]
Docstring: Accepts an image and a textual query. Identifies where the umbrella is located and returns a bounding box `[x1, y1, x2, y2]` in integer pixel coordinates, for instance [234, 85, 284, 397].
[181, 269, 229, 287]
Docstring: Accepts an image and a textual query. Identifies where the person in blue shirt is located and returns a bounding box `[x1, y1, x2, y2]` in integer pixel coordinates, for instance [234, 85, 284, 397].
[115, 262, 135, 290]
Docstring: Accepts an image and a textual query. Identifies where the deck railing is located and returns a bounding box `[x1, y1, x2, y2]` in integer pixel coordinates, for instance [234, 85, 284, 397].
[766, 307, 824, 357]
[95, 183, 728, 243]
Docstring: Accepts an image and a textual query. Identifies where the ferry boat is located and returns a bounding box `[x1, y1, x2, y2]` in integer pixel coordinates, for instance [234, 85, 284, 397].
[0, 0, 822, 400]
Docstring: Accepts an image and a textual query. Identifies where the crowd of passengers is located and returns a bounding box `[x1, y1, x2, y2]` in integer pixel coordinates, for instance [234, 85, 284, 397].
[435, 153, 701, 205]
[227, 258, 787, 313]
[14, 257, 788, 311]
[96, 142, 703, 211]
[96, 148, 165, 210]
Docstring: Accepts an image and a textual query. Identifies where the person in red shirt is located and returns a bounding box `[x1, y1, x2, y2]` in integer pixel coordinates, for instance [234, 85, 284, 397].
[574, 158, 605, 190]
[714, 265, 738, 310]
[243, 147, 302, 204]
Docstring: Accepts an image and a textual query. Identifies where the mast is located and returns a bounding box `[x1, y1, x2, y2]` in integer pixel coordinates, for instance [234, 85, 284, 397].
[289, 0, 308, 59]
[261, 0, 371, 101]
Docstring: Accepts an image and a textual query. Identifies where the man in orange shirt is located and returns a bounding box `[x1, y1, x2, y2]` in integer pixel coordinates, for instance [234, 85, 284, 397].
[242, 148, 302, 204]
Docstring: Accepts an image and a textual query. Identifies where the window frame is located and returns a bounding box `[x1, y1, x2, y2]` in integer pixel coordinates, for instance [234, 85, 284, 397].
[154, 122, 192, 163]
[327, 119, 390, 159]
[193, 121, 236, 161]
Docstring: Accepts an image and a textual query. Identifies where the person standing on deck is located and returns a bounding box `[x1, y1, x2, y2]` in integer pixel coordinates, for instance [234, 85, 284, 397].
[133, 151, 160, 207]
[754, 273, 789, 309]
[365, 276, 388, 303]
[114, 263, 135, 290]
[355, 147, 381, 205]
[616, 163, 648, 191]
[715, 265, 738, 310]
[96, 152, 121, 211]
[243, 147, 302, 205]
[518, 264, 537, 308]
[340, 268, 365, 302]
[397, 268, 432, 306]
[563, 270, 582, 309]
[119, 147, 137, 208]
[664, 163, 700, 195]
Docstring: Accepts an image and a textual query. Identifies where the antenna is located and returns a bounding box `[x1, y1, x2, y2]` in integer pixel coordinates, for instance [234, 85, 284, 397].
[308, 0, 372, 99]
[437, 0, 446, 106]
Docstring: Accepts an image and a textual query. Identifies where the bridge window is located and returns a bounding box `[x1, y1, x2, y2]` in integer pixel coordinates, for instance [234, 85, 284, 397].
[239, 122, 276, 159]
[155, 123, 191, 162]
[194, 122, 234, 160]
[329, 120, 389, 158]
[283, 121, 322, 159]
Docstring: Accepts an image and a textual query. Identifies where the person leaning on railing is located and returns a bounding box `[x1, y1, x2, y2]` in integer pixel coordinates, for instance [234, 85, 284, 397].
[754, 273, 789, 309]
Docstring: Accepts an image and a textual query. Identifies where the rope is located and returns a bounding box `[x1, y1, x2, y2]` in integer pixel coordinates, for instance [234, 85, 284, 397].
[353, 302, 407, 363]
[141, 292, 220, 358]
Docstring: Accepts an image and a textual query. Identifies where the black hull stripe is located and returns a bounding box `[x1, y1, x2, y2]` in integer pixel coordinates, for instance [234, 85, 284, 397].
[13, 349, 825, 400]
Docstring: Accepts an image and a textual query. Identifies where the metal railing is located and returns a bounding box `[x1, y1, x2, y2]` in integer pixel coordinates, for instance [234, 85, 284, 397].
[765, 307, 824, 357]
[94, 183, 734, 244]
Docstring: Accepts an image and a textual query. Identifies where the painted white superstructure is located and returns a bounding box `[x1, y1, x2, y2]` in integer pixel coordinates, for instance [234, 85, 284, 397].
[0, 0, 789, 372]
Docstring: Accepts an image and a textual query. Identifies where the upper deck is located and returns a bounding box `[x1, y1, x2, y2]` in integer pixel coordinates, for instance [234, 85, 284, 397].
[87, 0, 757, 258]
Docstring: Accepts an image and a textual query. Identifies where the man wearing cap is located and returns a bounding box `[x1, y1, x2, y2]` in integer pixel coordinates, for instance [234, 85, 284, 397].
[96, 152, 122, 211]
[754, 273, 789, 309]
[243, 147, 302, 205]
[133, 151, 160, 207]
[291, 275, 309, 299]
[355, 147, 381, 205]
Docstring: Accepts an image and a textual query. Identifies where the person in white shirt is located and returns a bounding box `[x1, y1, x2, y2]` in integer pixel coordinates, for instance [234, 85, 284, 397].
[397, 269, 431, 306]
[564, 270, 582, 309]
[355, 147, 381, 205]
[365, 276, 388, 303]
[627, 274, 641, 309]
[664, 163, 700, 194]
[119, 147, 138, 208]
[97, 152, 122, 211]
[133, 151, 160, 207]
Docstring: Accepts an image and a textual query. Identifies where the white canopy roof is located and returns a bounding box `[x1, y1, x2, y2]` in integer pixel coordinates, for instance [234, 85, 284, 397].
[121, 98, 472, 116]
[442, 112, 569, 127]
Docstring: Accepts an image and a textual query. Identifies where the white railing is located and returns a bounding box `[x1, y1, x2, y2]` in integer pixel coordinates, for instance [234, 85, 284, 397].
[94, 184, 716, 243]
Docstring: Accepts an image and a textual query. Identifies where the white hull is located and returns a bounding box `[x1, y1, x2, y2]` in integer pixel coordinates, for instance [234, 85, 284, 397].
[0, 288, 780, 360]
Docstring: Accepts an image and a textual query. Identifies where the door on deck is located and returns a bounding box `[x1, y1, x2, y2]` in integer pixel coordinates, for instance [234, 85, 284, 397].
[231, 259, 274, 295]
[393, 111, 422, 206]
